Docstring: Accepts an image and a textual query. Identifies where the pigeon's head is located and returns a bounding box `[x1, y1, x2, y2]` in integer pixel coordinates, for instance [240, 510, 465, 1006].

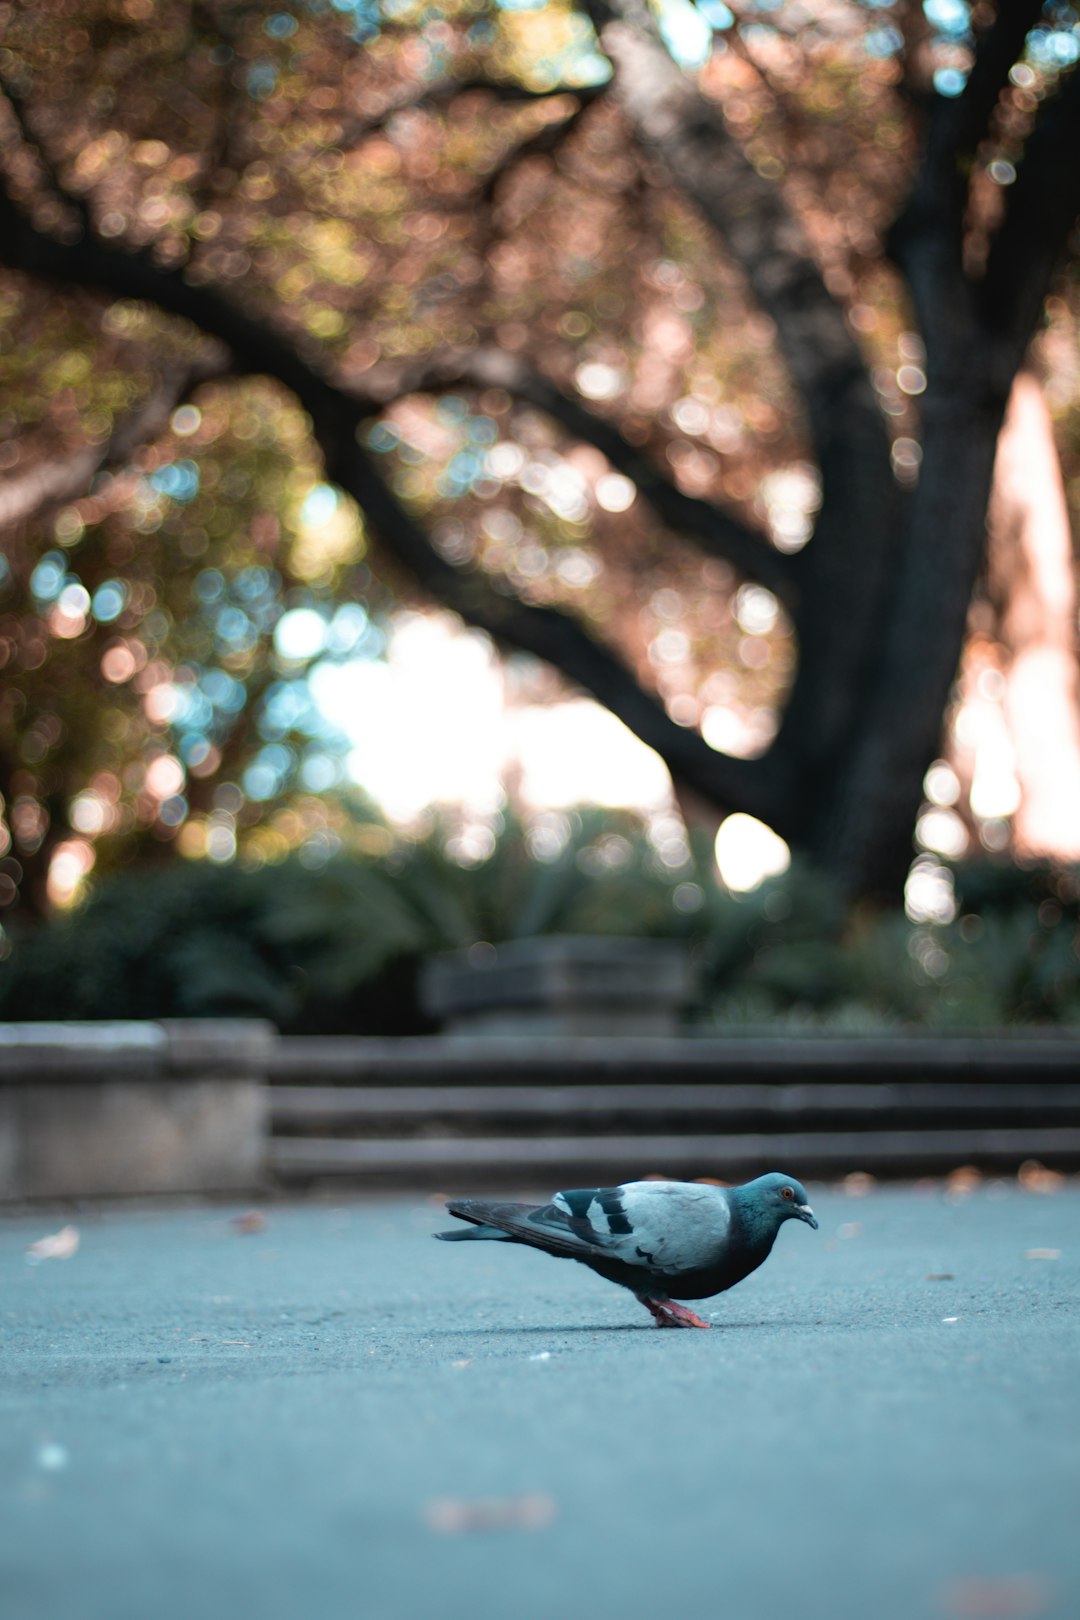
[746, 1172, 819, 1230]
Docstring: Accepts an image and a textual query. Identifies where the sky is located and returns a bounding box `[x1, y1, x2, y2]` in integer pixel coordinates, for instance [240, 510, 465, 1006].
[299, 609, 791, 890]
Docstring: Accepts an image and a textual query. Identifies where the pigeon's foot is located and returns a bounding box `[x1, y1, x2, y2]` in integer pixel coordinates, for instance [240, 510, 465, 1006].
[637, 1296, 712, 1330]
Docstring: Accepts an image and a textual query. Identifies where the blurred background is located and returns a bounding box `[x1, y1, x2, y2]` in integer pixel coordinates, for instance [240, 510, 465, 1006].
[6, 15, 1080, 1611]
[0, 0, 1079, 1049]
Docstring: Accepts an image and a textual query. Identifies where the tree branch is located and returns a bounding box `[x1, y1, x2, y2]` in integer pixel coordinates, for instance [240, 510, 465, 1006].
[0, 170, 786, 825]
[327, 431, 786, 822]
[337, 78, 607, 150]
[582, 0, 879, 430]
[948, 0, 1044, 155]
[0, 355, 226, 532]
[356, 346, 793, 602]
[477, 89, 603, 206]
[887, 0, 1046, 366]
[981, 62, 1080, 380]
[0, 70, 91, 237]
[583, 0, 899, 784]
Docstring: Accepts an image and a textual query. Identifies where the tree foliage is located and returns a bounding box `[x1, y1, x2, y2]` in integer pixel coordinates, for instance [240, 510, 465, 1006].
[0, 0, 1078, 930]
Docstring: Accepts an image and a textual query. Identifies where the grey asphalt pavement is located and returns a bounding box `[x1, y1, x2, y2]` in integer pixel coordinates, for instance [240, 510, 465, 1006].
[3, 1183, 1079, 1620]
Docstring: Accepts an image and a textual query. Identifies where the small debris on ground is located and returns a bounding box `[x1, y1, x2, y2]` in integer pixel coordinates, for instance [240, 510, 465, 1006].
[1024, 1249, 1061, 1261]
[25, 1225, 80, 1263]
[1018, 1161, 1065, 1194]
[425, 1493, 557, 1534]
[940, 1573, 1054, 1618]
[230, 1211, 267, 1234]
[36, 1443, 69, 1472]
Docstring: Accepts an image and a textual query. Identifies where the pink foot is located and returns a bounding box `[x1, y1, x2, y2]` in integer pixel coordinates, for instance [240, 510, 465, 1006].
[637, 1296, 712, 1329]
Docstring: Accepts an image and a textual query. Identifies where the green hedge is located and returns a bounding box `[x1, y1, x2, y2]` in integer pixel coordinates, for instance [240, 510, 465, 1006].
[2, 812, 1079, 1032]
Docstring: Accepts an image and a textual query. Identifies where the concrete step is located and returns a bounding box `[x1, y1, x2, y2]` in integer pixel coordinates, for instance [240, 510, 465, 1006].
[267, 1034, 1080, 1185]
[270, 1081, 1080, 1127]
[270, 1126, 1080, 1184]
[266, 1032, 1080, 1083]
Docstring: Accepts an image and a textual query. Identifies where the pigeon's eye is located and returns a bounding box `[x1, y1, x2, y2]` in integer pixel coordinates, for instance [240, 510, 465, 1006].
[781, 1186, 794, 1200]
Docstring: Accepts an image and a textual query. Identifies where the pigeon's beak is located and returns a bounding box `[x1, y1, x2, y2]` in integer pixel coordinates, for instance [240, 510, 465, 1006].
[796, 1204, 819, 1229]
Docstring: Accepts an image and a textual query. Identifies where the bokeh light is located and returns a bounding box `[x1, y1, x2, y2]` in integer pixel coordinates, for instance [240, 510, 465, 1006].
[715, 813, 791, 893]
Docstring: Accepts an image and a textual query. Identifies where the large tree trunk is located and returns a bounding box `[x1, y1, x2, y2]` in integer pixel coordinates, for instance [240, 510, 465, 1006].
[819, 0, 1080, 900]
[819, 389, 1010, 898]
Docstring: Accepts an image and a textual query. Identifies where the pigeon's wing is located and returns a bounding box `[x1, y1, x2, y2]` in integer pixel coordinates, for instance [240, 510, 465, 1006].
[446, 1182, 730, 1277]
[565, 1181, 732, 1276]
[442, 1196, 603, 1261]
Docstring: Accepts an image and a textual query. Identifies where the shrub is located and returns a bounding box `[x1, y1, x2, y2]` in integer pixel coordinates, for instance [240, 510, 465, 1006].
[0, 809, 710, 1032]
[2, 815, 1078, 1033]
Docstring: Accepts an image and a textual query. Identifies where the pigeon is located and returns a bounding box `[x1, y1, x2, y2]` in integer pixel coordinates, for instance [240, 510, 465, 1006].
[434, 1170, 818, 1328]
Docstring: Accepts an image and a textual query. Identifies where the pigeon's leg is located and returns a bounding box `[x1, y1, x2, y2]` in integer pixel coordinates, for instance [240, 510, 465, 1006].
[636, 1295, 712, 1330]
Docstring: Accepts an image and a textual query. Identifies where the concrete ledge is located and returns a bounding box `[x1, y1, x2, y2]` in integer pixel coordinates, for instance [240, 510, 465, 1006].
[0, 1021, 166, 1081]
[0, 1020, 275, 1200]
[421, 937, 693, 1035]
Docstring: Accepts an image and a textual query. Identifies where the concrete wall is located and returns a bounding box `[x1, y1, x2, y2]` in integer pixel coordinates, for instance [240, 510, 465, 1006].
[0, 1020, 275, 1200]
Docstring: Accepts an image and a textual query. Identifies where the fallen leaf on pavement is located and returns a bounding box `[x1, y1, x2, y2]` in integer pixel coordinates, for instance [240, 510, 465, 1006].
[1018, 1161, 1065, 1194]
[425, 1493, 557, 1533]
[941, 1574, 1053, 1618]
[25, 1225, 80, 1262]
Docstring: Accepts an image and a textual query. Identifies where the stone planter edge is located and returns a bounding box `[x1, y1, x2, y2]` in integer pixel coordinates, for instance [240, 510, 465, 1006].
[0, 1019, 276, 1201]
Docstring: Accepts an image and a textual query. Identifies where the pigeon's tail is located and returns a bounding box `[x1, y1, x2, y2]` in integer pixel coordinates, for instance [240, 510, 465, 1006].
[434, 1197, 527, 1243]
[433, 1224, 509, 1242]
